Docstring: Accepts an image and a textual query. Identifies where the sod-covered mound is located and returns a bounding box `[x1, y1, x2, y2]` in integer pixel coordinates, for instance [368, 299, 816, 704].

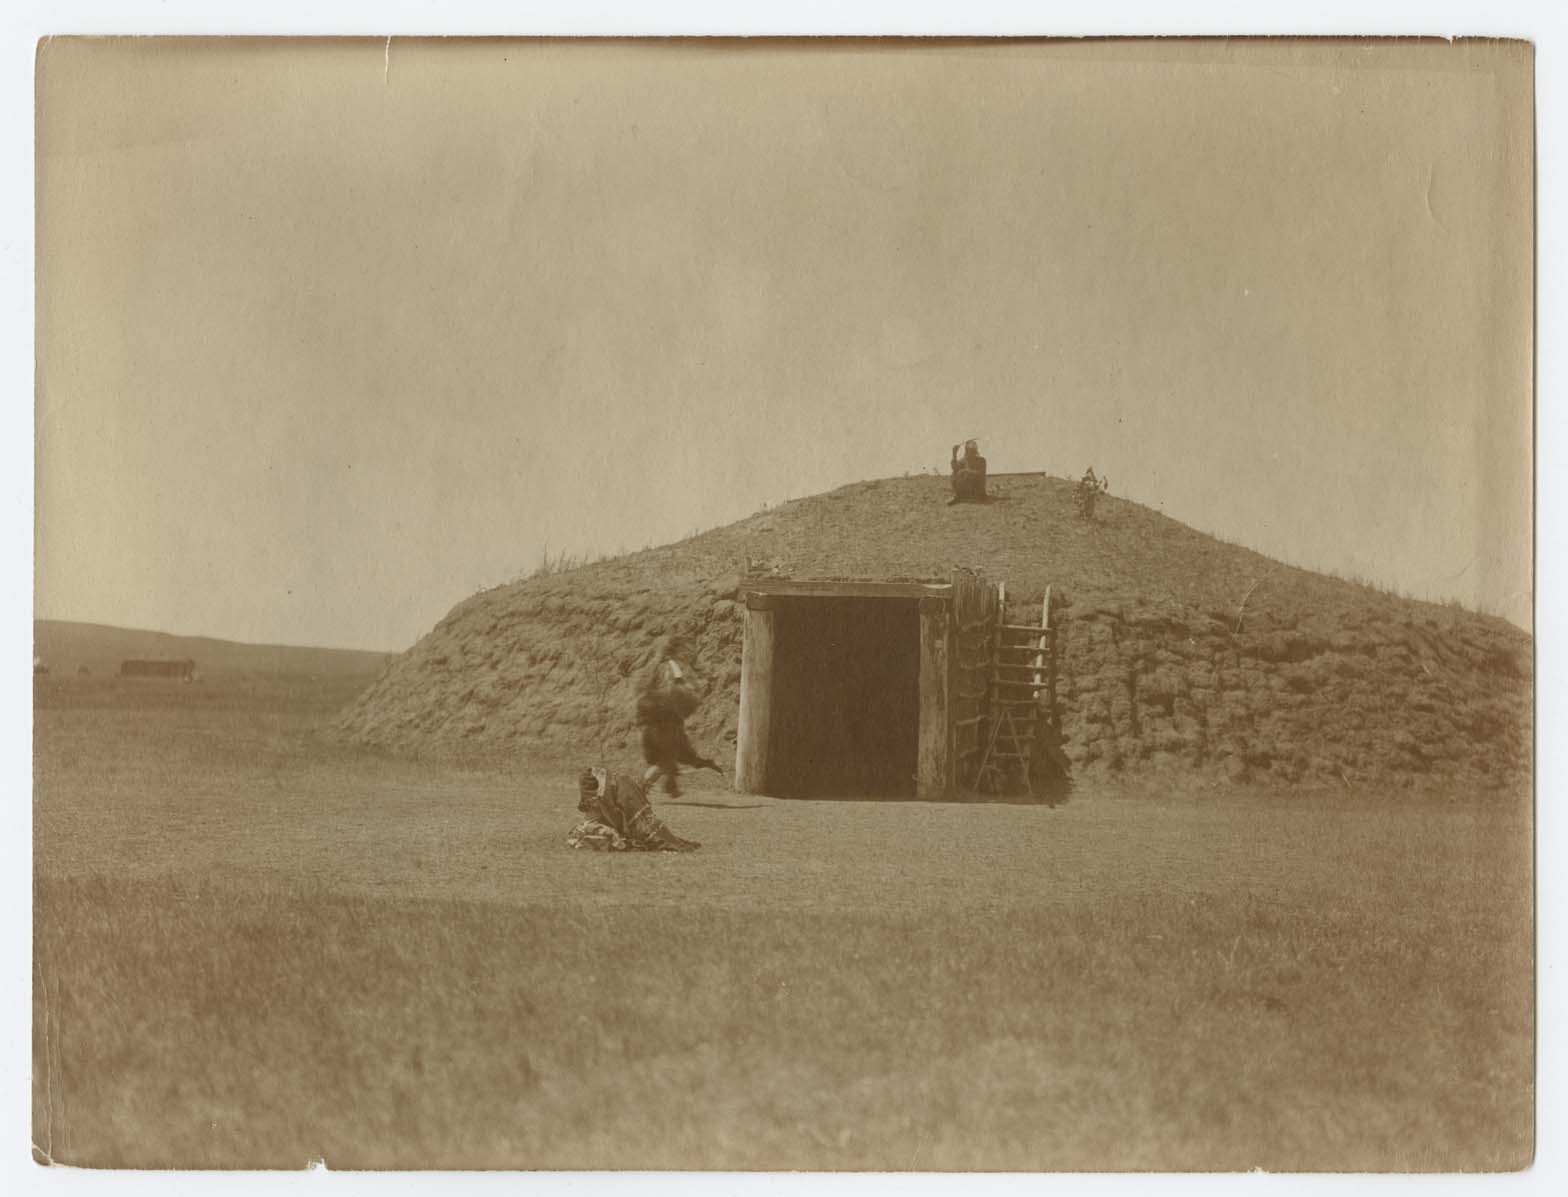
[335, 475, 1531, 791]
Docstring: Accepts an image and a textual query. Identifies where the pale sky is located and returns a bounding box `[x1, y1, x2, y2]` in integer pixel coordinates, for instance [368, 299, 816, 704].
[35, 37, 1534, 652]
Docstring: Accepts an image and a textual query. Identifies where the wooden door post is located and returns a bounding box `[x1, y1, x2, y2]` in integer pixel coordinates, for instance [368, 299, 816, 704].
[917, 595, 951, 799]
[735, 593, 776, 794]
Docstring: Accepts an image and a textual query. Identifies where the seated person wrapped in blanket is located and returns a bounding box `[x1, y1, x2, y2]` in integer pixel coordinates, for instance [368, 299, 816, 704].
[567, 766, 701, 852]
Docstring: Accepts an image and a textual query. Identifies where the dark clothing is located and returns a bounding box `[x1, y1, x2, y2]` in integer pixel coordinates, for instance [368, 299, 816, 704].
[950, 450, 988, 503]
[636, 685, 700, 725]
[635, 673, 720, 797]
[641, 720, 720, 790]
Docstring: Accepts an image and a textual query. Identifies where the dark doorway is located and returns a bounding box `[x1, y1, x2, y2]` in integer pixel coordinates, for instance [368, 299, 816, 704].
[767, 597, 921, 798]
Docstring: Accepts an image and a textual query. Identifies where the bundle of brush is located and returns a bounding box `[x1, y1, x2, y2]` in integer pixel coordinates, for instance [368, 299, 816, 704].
[1074, 467, 1110, 519]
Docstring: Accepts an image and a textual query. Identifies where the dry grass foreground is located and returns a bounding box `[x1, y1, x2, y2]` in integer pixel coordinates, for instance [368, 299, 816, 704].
[34, 673, 1533, 1171]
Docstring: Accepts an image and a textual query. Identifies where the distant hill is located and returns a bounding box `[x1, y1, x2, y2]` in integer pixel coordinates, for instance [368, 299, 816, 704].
[335, 473, 1532, 791]
[33, 620, 395, 679]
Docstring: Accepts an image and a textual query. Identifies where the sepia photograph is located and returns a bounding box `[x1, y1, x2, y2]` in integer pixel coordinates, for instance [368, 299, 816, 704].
[28, 28, 1537, 1176]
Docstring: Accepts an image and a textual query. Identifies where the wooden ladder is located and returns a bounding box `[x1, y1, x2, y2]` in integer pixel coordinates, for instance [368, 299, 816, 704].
[975, 584, 1052, 796]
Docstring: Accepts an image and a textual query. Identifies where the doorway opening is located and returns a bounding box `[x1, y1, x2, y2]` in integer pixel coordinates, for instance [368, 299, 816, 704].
[765, 596, 921, 798]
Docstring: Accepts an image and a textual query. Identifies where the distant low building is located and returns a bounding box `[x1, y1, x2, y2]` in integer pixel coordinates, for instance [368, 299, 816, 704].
[120, 658, 196, 681]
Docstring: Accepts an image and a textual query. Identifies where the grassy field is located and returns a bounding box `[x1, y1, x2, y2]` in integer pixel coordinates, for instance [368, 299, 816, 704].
[32, 673, 1534, 1171]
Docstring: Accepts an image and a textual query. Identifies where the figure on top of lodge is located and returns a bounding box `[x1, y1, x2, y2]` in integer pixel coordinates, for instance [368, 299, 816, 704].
[948, 439, 988, 505]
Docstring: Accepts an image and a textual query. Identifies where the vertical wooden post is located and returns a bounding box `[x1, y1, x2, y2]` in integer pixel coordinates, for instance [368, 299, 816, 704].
[917, 595, 951, 799]
[975, 581, 1006, 795]
[1032, 586, 1051, 688]
[735, 593, 776, 794]
[1042, 583, 1055, 709]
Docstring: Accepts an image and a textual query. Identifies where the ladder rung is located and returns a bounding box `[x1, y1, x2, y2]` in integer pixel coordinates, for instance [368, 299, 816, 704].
[953, 715, 987, 728]
[992, 663, 1049, 673]
[989, 697, 1042, 706]
[999, 623, 1049, 633]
